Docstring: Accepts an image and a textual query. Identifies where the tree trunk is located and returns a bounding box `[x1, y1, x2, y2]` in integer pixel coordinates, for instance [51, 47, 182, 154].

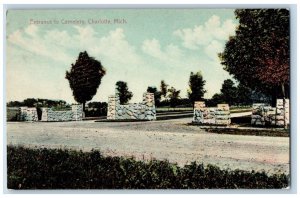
[271, 86, 277, 107]
[82, 102, 86, 118]
[281, 83, 287, 129]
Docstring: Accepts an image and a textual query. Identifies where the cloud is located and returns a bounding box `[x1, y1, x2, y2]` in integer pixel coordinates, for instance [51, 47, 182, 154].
[8, 25, 142, 66]
[7, 25, 145, 103]
[142, 39, 183, 63]
[7, 19, 234, 103]
[140, 37, 232, 99]
[90, 28, 142, 65]
[173, 15, 236, 49]
[8, 26, 73, 64]
[142, 39, 163, 58]
[25, 24, 38, 37]
[204, 40, 224, 60]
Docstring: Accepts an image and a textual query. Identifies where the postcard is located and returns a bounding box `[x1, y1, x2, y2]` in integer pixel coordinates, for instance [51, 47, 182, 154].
[6, 8, 291, 190]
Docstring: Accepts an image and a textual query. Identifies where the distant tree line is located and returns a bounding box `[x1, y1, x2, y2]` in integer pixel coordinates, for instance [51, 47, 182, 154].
[114, 70, 260, 109]
[7, 98, 71, 120]
[85, 102, 108, 117]
[7, 98, 69, 109]
[6, 98, 108, 117]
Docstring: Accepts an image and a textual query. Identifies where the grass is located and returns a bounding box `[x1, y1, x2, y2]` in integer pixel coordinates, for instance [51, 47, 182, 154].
[204, 128, 289, 137]
[51, 106, 72, 111]
[189, 116, 289, 137]
[7, 146, 289, 189]
[230, 108, 252, 113]
[156, 107, 193, 112]
[157, 106, 252, 114]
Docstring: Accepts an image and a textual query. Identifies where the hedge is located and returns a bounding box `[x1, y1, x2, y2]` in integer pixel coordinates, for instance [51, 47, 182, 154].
[7, 146, 289, 189]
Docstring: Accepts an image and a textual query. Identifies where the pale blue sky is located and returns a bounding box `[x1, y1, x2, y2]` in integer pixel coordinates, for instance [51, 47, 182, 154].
[6, 9, 237, 103]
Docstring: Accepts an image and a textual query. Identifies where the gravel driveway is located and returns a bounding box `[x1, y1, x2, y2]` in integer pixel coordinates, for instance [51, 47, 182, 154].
[6, 118, 290, 174]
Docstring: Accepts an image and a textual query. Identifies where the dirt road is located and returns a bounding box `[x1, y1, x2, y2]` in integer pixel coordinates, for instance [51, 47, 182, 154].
[6, 118, 290, 174]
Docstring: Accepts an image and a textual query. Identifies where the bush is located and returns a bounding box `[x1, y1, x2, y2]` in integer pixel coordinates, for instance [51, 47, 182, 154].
[7, 146, 289, 189]
[85, 102, 107, 117]
[7, 108, 19, 121]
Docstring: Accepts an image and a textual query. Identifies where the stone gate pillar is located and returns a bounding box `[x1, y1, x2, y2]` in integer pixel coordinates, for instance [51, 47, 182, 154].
[72, 104, 83, 121]
[143, 92, 156, 120]
[107, 95, 118, 120]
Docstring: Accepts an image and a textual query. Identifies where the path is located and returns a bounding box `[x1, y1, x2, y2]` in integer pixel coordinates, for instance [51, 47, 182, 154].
[6, 118, 289, 174]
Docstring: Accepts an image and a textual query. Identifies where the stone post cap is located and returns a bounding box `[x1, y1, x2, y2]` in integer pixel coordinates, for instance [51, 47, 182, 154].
[217, 104, 230, 110]
[194, 101, 205, 109]
[20, 106, 28, 110]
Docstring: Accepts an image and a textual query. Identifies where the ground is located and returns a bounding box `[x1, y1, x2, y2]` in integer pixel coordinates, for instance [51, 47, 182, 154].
[7, 117, 289, 175]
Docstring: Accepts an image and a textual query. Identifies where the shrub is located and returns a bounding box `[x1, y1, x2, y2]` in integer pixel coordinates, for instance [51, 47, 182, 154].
[7, 146, 289, 189]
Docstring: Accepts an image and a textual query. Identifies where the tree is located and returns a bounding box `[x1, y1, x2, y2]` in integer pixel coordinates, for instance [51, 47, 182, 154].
[220, 79, 237, 105]
[167, 87, 181, 108]
[187, 71, 206, 105]
[236, 83, 253, 105]
[257, 34, 289, 128]
[6, 98, 69, 108]
[115, 81, 133, 104]
[66, 51, 106, 112]
[86, 102, 108, 117]
[160, 80, 168, 100]
[23, 98, 37, 107]
[219, 9, 290, 106]
[7, 101, 22, 107]
[147, 86, 161, 106]
[207, 93, 224, 107]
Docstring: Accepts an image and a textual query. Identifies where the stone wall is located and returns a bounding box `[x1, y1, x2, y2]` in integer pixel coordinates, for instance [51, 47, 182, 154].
[251, 99, 289, 127]
[215, 104, 231, 125]
[72, 104, 84, 121]
[276, 99, 290, 126]
[107, 92, 156, 120]
[18, 107, 38, 121]
[193, 101, 231, 125]
[41, 104, 83, 122]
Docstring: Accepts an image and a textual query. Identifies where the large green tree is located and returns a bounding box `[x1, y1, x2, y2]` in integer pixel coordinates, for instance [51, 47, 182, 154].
[168, 87, 181, 108]
[220, 79, 237, 106]
[236, 83, 253, 105]
[115, 81, 133, 104]
[208, 93, 224, 107]
[22, 98, 38, 107]
[66, 51, 106, 112]
[219, 9, 290, 105]
[187, 71, 206, 105]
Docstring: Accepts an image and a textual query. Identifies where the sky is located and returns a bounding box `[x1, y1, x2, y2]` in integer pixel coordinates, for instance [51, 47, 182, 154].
[6, 9, 238, 103]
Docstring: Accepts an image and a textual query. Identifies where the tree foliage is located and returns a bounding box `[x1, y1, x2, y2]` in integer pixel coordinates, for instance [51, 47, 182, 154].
[86, 102, 108, 117]
[208, 93, 224, 107]
[236, 83, 253, 105]
[220, 79, 237, 105]
[207, 79, 253, 106]
[168, 87, 181, 108]
[8, 146, 289, 189]
[187, 71, 206, 104]
[219, 9, 290, 100]
[22, 98, 38, 107]
[160, 80, 169, 99]
[66, 51, 106, 111]
[7, 98, 68, 108]
[115, 81, 133, 104]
